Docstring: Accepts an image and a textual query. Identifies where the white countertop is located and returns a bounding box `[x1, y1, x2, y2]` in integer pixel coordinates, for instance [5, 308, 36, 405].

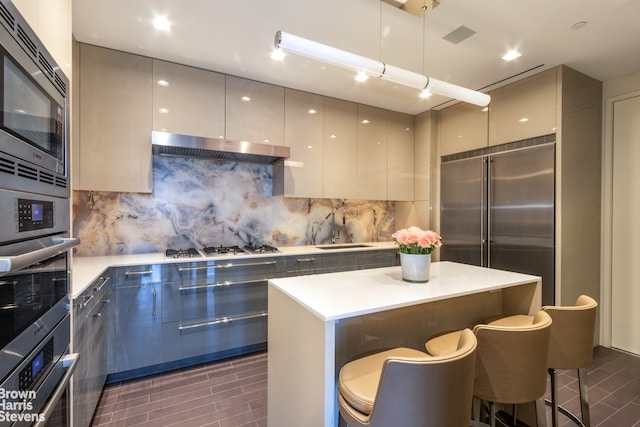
[70, 242, 396, 299]
[268, 261, 541, 321]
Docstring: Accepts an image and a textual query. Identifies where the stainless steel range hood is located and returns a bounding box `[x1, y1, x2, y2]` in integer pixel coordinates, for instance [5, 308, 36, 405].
[151, 131, 290, 164]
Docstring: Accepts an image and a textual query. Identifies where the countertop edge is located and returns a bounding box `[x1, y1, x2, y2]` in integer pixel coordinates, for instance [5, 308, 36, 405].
[71, 242, 397, 299]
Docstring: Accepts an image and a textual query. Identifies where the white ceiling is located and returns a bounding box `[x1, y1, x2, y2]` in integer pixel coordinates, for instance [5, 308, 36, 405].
[72, 0, 640, 115]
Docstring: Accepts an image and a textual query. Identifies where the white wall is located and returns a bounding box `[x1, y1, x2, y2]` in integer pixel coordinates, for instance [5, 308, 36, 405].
[601, 71, 640, 353]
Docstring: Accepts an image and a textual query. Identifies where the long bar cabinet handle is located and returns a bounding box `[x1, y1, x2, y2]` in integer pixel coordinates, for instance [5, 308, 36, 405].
[81, 294, 94, 308]
[125, 269, 154, 276]
[94, 276, 111, 292]
[178, 260, 276, 272]
[152, 289, 157, 316]
[178, 312, 268, 331]
[93, 299, 111, 318]
[179, 277, 267, 291]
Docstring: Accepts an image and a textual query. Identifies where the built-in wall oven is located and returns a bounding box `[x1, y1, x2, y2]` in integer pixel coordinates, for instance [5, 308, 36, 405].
[0, 0, 78, 426]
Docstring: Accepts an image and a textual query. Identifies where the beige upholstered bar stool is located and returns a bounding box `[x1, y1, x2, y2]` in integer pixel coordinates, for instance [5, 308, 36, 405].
[337, 328, 477, 427]
[425, 311, 552, 427]
[487, 295, 598, 427]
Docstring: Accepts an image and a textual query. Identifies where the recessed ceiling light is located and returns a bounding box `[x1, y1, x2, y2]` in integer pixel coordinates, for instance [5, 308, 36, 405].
[152, 16, 171, 32]
[502, 50, 522, 61]
[271, 49, 285, 60]
[355, 72, 369, 82]
[308, 109, 317, 114]
[241, 96, 251, 102]
[157, 80, 169, 87]
[519, 117, 529, 122]
[361, 119, 370, 124]
[158, 108, 169, 114]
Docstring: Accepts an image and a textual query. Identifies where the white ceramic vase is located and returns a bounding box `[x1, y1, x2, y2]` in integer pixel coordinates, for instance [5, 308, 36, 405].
[400, 253, 431, 283]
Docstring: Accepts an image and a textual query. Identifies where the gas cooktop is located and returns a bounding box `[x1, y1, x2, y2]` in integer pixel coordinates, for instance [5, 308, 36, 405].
[164, 244, 280, 259]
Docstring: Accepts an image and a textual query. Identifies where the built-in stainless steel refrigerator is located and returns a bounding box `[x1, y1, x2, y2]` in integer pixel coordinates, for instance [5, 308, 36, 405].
[440, 143, 555, 305]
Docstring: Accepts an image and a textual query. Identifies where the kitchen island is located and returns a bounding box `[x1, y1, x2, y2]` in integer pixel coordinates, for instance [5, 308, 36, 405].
[267, 261, 541, 427]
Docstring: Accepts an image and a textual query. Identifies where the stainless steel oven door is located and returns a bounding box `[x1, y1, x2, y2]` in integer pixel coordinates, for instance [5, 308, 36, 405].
[0, 235, 79, 381]
[0, 314, 78, 427]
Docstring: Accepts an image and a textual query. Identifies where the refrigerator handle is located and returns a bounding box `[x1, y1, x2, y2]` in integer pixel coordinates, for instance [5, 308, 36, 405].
[482, 157, 490, 267]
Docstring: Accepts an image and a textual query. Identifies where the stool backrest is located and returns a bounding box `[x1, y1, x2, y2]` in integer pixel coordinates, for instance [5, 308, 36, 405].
[544, 294, 598, 369]
[368, 328, 477, 427]
[472, 310, 552, 404]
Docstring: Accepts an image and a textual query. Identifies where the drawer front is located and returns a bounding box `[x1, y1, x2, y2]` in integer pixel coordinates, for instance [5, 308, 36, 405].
[176, 258, 279, 284]
[179, 314, 267, 360]
[114, 264, 180, 287]
[358, 249, 398, 269]
[179, 281, 267, 325]
[285, 255, 319, 276]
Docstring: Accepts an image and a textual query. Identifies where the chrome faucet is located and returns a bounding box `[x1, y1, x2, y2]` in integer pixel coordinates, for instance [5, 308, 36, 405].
[331, 202, 346, 244]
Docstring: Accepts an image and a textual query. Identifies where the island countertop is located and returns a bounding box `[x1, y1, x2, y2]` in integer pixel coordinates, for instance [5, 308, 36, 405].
[267, 261, 542, 427]
[268, 261, 541, 322]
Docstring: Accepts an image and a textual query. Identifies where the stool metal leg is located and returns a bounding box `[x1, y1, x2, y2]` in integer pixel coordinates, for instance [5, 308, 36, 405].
[546, 367, 589, 427]
[549, 368, 560, 427]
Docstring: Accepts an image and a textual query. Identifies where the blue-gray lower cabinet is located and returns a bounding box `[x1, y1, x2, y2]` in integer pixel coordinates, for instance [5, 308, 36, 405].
[109, 264, 181, 378]
[173, 257, 285, 361]
[285, 248, 398, 276]
[72, 272, 113, 427]
[105, 249, 396, 381]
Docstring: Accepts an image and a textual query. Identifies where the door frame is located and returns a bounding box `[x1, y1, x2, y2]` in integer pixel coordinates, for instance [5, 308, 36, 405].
[601, 89, 640, 350]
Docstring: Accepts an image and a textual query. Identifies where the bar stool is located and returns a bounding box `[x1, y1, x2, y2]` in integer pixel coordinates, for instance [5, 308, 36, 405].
[487, 295, 598, 427]
[425, 311, 552, 427]
[337, 328, 477, 427]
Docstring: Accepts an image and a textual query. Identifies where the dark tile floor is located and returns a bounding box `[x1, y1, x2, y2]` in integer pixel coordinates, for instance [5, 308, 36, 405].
[92, 346, 639, 427]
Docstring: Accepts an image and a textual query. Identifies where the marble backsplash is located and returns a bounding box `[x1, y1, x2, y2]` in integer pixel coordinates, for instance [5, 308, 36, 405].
[72, 155, 395, 256]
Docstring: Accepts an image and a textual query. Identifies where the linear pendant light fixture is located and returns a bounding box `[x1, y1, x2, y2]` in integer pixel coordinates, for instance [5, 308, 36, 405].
[274, 31, 490, 107]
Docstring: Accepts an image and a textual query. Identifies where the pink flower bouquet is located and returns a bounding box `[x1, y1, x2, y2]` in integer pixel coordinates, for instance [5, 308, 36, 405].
[392, 226, 442, 255]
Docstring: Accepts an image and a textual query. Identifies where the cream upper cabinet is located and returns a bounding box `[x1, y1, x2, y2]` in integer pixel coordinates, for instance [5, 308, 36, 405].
[439, 102, 488, 155]
[489, 69, 557, 145]
[225, 76, 284, 145]
[152, 60, 225, 138]
[387, 111, 415, 201]
[283, 89, 324, 198]
[357, 105, 388, 200]
[323, 98, 357, 199]
[77, 44, 153, 193]
[12, 0, 72, 79]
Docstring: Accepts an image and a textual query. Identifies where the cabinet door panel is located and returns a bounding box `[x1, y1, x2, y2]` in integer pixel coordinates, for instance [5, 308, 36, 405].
[226, 76, 284, 145]
[489, 69, 557, 145]
[78, 44, 152, 192]
[284, 89, 324, 197]
[152, 60, 225, 138]
[112, 283, 163, 372]
[387, 111, 415, 201]
[357, 105, 388, 200]
[323, 98, 357, 199]
[439, 102, 489, 155]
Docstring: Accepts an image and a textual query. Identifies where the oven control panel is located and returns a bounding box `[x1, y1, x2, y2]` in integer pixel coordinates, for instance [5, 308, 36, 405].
[19, 337, 54, 391]
[17, 198, 54, 232]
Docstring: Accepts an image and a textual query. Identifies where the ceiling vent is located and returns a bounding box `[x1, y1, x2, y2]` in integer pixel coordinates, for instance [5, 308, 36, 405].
[443, 26, 477, 44]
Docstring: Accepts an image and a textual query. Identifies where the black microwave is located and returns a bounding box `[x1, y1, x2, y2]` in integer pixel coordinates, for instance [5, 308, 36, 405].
[0, 0, 69, 197]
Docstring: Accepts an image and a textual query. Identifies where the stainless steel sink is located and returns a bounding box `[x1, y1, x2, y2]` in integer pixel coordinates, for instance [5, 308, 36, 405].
[315, 244, 372, 250]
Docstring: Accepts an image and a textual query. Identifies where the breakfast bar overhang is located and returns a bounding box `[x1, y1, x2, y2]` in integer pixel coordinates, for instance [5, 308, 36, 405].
[267, 261, 542, 427]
